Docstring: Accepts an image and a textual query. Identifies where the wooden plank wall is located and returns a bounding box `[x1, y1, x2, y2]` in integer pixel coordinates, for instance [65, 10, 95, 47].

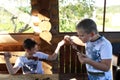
[0, 33, 40, 51]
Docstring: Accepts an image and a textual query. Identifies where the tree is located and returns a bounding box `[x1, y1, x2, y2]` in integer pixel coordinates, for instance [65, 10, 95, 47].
[0, 0, 32, 33]
[59, 0, 95, 32]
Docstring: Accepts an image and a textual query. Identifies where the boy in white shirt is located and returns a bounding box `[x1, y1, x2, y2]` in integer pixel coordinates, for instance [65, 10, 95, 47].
[65, 18, 113, 80]
[4, 38, 65, 74]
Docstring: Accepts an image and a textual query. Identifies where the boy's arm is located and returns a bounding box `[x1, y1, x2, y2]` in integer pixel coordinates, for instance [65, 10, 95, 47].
[47, 40, 65, 61]
[77, 53, 112, 71]
[47, 35, 84, 61]
[86, 58, 112, 71]
[4, 52, 20, 74]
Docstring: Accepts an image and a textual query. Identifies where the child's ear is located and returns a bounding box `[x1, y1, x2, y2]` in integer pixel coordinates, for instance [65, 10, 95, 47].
[26, 49, 30, 52]
[90, 32, 95, 37]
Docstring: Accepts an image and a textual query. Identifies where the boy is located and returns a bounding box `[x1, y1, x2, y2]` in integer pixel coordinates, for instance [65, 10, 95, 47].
[4, 38, 65, 74]
[65, 18, 113, 80]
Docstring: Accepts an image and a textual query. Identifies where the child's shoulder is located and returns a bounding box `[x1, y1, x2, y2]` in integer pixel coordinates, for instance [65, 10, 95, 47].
[18, 56, 27, 60]
[34, 52, 47, 56]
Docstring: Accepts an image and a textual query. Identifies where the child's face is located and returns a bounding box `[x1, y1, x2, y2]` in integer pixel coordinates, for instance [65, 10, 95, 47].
[77, 28, 93, 43]
[26, 45, 38, 56]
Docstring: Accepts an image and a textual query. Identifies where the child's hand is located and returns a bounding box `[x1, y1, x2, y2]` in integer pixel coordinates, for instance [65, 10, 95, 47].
[64, 35, 85, 46]
[77, 52, 89, 64]
[64, 35, 75, 45]
[4, 52, 11, 60]
[58, 40, 65, 47]
[64, 35, 71, 41]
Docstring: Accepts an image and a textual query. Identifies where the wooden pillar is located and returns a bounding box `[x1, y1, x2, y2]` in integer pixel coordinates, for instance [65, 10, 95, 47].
[30, 0, 59, 74]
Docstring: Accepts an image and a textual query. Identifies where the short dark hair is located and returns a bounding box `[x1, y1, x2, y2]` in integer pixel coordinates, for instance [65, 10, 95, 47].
[23, 38, 37, 50]
[76, 18, 98, 34]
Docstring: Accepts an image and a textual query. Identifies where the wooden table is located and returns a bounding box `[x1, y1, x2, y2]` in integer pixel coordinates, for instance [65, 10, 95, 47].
[0, 73, 88, 80]
[0, 74, 59, 80]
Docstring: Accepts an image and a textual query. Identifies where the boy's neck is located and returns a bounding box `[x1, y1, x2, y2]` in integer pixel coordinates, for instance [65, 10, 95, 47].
[90, 34, 101, 42]
[25, 52, 33, 57]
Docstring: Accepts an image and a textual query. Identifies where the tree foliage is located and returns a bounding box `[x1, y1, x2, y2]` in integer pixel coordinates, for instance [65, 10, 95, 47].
[59, 0, 95, 32]
[0, 0, 32, 33]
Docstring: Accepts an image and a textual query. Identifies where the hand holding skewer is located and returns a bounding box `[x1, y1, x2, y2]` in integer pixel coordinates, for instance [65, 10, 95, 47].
[64, 35, 83, 54]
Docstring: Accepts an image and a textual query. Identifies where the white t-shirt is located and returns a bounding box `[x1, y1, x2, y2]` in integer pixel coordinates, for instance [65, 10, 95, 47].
[13, 52, 49, 74]
[85, 36, 113, 79]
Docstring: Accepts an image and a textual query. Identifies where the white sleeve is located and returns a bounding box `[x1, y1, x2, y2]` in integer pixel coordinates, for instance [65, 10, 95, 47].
[34, 52, 49, 59]
[100, 41, 112, 59]
[13, 57, 23, 68]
